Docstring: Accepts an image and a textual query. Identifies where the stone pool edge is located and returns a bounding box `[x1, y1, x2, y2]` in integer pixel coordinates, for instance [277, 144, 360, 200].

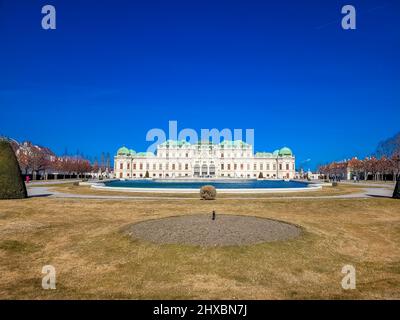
[88, 182, 323, 194]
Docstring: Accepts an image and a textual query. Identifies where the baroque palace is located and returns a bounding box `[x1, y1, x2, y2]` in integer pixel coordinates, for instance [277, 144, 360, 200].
[114, 140, 295, 179]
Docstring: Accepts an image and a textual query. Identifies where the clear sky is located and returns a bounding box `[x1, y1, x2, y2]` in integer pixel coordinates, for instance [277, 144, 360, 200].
[0, 0, 399, 170]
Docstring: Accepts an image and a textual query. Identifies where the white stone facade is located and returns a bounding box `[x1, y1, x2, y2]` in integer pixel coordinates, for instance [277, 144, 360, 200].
[114, 140, 295, 179]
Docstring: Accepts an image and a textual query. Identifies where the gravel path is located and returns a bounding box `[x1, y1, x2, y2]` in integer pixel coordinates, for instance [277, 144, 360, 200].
[125, 214, 302, 246]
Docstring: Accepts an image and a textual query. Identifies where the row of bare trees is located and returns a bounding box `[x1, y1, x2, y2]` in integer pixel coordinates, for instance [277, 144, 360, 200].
[319, 155, 400, 181]
[13, 141, 98, 180]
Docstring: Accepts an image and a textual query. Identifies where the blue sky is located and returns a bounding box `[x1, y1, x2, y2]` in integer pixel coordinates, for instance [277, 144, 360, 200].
[0, 0, 399, 170]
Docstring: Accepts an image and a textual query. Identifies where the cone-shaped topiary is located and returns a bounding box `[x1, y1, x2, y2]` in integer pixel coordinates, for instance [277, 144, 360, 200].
[0, 140, 27, 199]
[393, 180, 400, 199]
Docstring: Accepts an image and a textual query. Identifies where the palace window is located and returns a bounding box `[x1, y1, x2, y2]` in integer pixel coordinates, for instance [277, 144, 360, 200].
[273, 164, 276, 170]
[140, 163, 143, 170]
[221, 164, 224, 170]
[133, 163, 136, 170]
[185, 163, 189, 170]
[286, 164, 289, 170]
[227, 164, 231, 170]
[159, 164, 162, 170]
[260, 164, 263, 170]
[153, 164, 156, 170]
[266, 163, 270, 170]
[127, 163, 130, 170]
[146, 163, 149, 170]
[186, 153, 188, 158]
[279, 164, 282, 170]
[221, 153, 224, 158]
[172, 164, 175, 170]
[234, 164, 237, 170]
[240, 164, 243, 170]
[254, 164, 257, 170]
[120, 163, 123, 170]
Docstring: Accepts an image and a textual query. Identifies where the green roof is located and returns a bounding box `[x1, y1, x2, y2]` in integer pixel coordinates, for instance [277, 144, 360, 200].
[255, 152, 273, 157]
[117, 146, 130, 155]
[220, 140, 249, 147]
[136, 152, 154, 157]
[278, 147, 293, 156]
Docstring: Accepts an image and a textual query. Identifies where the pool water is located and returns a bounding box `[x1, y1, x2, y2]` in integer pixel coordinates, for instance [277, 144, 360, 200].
[103, 179, 311, 189]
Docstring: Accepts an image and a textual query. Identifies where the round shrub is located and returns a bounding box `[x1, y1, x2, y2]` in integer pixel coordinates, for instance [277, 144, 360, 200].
[200, 185, 216, 200]
[0, 140, 27, 199]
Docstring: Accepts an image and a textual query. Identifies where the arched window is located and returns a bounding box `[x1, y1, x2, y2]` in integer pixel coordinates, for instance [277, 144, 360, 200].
[194, 164, 200, 176]
[209, 164, 216, 176]
[201, 164, 208, 176]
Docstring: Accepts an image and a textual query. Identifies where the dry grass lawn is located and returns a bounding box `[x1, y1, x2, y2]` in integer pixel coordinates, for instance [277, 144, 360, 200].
[0, 195, 399, 299]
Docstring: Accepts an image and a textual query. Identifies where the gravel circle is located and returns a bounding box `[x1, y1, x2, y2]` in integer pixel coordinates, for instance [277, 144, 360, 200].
[125, 214, 302, 246]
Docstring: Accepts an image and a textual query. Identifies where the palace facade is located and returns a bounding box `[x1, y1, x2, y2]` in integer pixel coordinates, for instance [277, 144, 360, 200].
[114, 140, 295, 179]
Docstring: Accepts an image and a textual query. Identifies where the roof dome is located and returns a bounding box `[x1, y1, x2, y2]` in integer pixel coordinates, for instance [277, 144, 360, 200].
[117, 146, 129, 155]
[278, 147, 293, 156]
[272, 149, 279, 156]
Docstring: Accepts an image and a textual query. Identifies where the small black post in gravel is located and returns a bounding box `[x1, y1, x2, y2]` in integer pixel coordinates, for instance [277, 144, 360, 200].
[212, 210, 216, 220]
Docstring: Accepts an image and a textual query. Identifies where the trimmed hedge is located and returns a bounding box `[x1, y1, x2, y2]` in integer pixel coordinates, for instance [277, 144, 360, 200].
[0, 140, 27, 199]
[393, 180, 400, 199]
[200, 185, 217, 200]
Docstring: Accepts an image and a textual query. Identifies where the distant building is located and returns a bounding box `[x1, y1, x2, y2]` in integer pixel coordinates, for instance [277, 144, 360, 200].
[114, 140, 295, 179]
